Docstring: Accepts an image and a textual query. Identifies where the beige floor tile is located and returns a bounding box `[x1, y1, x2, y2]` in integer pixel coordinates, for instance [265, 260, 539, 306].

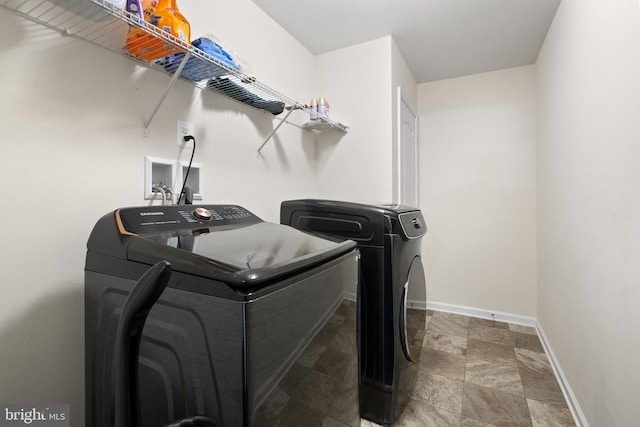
[515, 349, 567, 407]
[469, 317, 510, 330]
[514, 348, 552, 373]
[428, 312, 470, 338]
[420, 348, 466, 380]
[468, 324, 515, 346]
[413, 370, 464, 414]
[461, 416, 498, 427]
[509, 323, 537, 335]
[323, 416, 353, 427]
[462, 382, 532, 427]
[466, 338, 518, 368]
[423, 332, 468, 356]
[396, 400, 460, 426]
[465, 358, 524, 396]
[512, 331, 544, 353]
[527, 399, 576, 427]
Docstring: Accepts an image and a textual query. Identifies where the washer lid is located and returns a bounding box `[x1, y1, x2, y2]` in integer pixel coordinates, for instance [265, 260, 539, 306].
[127, 221, 356, 288]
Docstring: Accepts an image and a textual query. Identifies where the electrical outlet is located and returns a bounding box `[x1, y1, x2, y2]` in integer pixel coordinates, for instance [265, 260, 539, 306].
[177, 120, 194, 148]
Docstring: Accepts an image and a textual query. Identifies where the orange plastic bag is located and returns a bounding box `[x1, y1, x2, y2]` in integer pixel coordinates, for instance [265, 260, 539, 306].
[124, 0, 190, 62]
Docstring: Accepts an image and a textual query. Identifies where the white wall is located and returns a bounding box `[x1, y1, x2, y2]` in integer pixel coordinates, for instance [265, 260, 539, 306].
[0, 1, 317, 424]
[314, 36, 394, 201]
[536, 0, 640, 425]
[418, 65, 538, 317]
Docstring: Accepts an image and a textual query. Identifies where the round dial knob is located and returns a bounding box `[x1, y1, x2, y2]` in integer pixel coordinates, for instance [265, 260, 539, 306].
[193, 207, 213, 220]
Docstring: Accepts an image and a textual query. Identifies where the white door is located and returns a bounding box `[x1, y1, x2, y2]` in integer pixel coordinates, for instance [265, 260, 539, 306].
[398, 88, 419, 207]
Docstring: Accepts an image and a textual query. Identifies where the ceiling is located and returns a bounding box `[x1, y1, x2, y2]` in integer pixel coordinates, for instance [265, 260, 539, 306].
[251, 0, 561, 83]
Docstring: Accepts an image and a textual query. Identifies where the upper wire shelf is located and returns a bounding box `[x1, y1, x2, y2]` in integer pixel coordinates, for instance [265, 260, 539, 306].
[0, 0, 349, 135]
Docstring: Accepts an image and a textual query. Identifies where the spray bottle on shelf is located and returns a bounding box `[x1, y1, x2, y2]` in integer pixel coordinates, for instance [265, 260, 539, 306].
[310, 98, 318, 121]
[125, 0, 143, 19]
[317, 97, 330, 120]
[317, 97, 326, 120]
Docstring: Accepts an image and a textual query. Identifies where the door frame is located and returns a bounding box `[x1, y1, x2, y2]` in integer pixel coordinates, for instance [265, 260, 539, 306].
[396, 86, 419, 207]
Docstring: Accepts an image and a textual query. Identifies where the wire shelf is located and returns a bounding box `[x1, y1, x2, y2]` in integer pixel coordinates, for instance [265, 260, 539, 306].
[0, 0, 349, 134]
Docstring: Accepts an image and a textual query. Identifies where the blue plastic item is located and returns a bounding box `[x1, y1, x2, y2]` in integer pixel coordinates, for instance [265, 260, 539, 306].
[164, 37, 240, 82]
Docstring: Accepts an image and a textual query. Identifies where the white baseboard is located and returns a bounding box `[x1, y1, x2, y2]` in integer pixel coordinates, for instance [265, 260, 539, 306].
[343, 291, 357, 302]
[426, 300, 537, 326]
[425, 300, 588, 427]
[407, 299, 428, 310]
[535, 323, 589, 427]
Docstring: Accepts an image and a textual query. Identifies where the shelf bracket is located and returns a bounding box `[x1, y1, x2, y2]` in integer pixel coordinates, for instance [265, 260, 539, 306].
[143, 51, 192, 136]
[256, 107, 296, 155]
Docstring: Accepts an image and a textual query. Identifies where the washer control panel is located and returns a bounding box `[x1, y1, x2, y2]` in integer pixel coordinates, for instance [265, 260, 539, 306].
[116, 204, 261, 235]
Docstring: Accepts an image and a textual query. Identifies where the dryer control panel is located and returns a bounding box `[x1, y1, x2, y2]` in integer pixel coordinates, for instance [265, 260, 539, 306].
[397, 211, 427, 240]
[116, 205, 261, 236]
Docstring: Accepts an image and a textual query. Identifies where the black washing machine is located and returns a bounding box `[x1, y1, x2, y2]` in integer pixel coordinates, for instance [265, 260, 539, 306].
[85, 204, 360, 427]
[281, 199, 427, 425]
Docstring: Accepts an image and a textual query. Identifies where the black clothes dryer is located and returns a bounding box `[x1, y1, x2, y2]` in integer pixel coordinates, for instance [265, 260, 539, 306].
[85, 204, 360, 427]
[281, 200, 428, 425]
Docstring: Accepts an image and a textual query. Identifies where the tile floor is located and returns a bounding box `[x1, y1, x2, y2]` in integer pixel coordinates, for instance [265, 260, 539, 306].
[362, 310, 576, 427]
